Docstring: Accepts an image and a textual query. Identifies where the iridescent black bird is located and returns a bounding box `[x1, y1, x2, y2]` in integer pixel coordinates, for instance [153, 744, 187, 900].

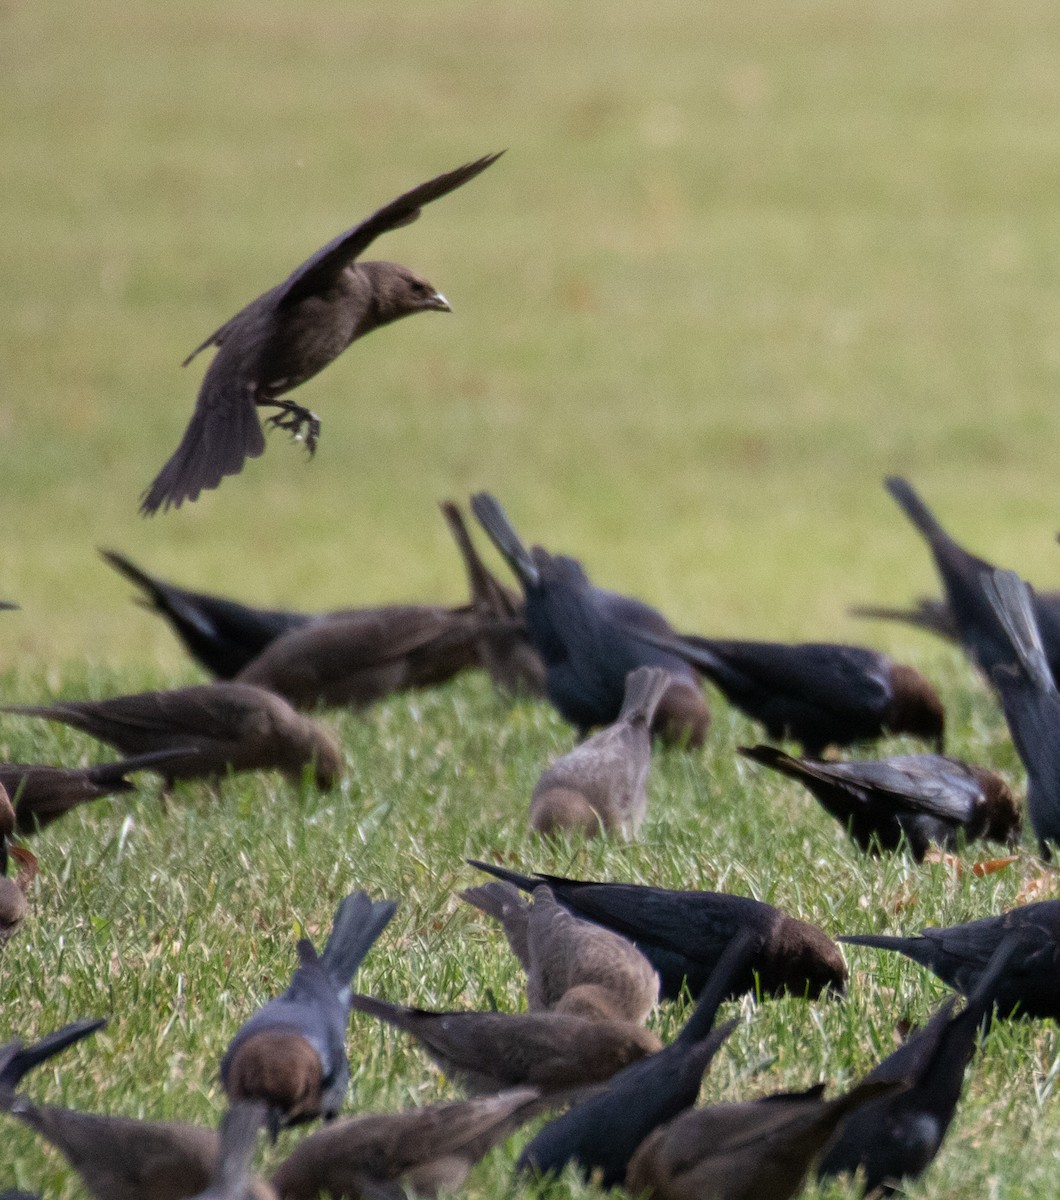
[738, 745, 1019, 860]
[141, 154, 502, 513]
[469, 493, 710, 744]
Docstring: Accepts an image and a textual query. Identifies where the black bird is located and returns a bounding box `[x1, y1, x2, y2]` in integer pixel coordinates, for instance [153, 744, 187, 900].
[3, 750, 191, 833]
[622, 626, 944, 757]
[516, 930, 756, 1185]
[468, 861, 847, 1001]
[983, 568, 1060, 855]
[141, 154, 503, 513]
[101, 548, 310, 678]
[818, 932, 1028, 1196]
[882, 476, 1060, 682]
[469, 493, 710, 744]
[738, 745, 1020, 860]
[0, 1019, 106, 1099]
[840, 899, 1060, 1020]
[221, 890, 396, 1137]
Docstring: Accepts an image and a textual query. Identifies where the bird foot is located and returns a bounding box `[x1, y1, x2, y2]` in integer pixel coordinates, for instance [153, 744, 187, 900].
[266, 402, 321, 456]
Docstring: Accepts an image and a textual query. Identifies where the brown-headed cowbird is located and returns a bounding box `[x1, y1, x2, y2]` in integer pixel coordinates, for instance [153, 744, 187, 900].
[271, 1089, 543, 1200]
[348, 993, 661, 1095]
[4, 751, 191, 833]
[738, 744, 1019, 861]
[222, 891, 396, 1137]
[625, 1077, 905, 1200]
[0, 683, 342, 790]
[516, 930, 756, 1184]
[840, 899, 1060, 1020]
[470, 493, 710, 745]
[818, 932, 1027, 1196]
[883, 476, 1060, 682]
[623, 626, 944, 757]
[439, 500, 547, 697]
[530, 666, 672, 839]
[983, 568, 1060, 855]
[188, 1105, 270, 1200]
[234, 607, 512, 711]
[100, 549, 311, 679]
[468, 861, 847, 1002]
[141, 154, 502, 514]
[459, 881, 660, 1024]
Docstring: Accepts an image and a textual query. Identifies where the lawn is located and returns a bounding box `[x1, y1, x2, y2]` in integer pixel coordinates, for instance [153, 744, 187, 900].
[2, 0, 1060, 1196]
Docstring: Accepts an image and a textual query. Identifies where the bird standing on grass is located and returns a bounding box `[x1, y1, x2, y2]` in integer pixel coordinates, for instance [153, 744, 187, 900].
[141, 153, 503, 513]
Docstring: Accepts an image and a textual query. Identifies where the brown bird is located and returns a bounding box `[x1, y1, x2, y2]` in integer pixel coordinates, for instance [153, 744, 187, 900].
[235, 607, 512, 712]
[0, 785, 36, 942]
[530, 666, 672, 839]
[348, 993, 661, 1095]
[460, 881, 660, 1024]
[141, 154, 503, 514]
[0, 683, 342, 790]
[439, 500, 547, 697]
[3, 751, 192, 833]
[271, 1089, 543, 1200]
[625, 1077, 906, 1200]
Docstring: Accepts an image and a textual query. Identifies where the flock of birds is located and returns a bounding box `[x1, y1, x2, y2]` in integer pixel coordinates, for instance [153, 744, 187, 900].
[4, 152, 1060, 1200]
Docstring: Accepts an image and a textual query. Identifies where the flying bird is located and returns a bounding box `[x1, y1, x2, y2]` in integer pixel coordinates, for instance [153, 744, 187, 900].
[468, 861, 847, 1001]
[460, 881, 659, 1024]
[222, 890, 397, 1137]
[530, 666, 673, 838]
[840, 899, 1060, 1020]
[470, 492, 710, 744]
[516, 929, 756, 1185]
[738, 745, 1019, 860]
[141, 153, 503, 514]
[621, 626, 944, 757]
[0, 683, 343, 790]
[983, 567, 1060, 855]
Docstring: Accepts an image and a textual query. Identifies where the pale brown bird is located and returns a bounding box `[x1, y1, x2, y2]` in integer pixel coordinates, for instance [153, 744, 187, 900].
[625, 1077, 905, 1200]
[530, 665, 673, 838]
[141, 154, 502, 514]
[271, 1089, 543, 1200]
[349, 993, 661, 1095]
[439, 500, 547, 697]
[235, 607, 511, 712]
[0, 684, 342, 790]
[0, 786, 36, 942]
[460, 881, 660, 1024]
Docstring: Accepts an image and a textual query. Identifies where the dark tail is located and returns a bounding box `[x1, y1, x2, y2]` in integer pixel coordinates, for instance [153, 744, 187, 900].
[849, 599, 957, 642]
[440, 501, 516, 615]
[466, 859, 541, 894]
[618, 667, 673, 727]
[320, 891, 398, 991]
[838, 932, 920, 954]
[0, 602, 18, 612]
[738, 745, 819, 782]
[348, 992, 419, 1032]
[140, 377, 265, 515]
[98, 549, 180, 615]
[0, 1018, 106, 1099]
[983, 568, 1056, 694]
[208, 1103, 268, 1197]
[884, 477, 953, 548]
[85, 749, 198, 789]
[676, 928, 763, 1047]
[469, 494, 540, 588]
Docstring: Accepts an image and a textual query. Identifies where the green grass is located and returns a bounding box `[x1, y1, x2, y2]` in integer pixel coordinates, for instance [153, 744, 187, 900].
[4, 0, 1060, 1195]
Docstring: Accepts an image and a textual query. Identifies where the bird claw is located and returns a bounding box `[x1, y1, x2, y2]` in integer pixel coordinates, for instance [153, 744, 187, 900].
[266, 403, 321, 457]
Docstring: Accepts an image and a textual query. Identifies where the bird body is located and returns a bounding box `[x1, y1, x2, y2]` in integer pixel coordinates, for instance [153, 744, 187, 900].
[221, 891, 397, 1133]
[459, 881, 660, 1023]
[0, 683, 342, 790]
[530, 665, 672, 838]
[469, 861, 846, 1001]
[840, 899, 1060, 1019]
[349, 993, 661, 1094]
[470, 493, 709, 743]
[739, 745, 1019, 860]
[141, 155, 502, 513]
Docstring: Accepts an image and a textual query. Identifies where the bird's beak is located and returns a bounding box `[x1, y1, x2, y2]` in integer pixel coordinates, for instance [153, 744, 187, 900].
[429, 291, 452, 312]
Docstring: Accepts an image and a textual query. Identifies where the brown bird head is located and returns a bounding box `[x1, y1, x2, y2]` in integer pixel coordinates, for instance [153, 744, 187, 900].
[279, 720, 343, 791]
[884, 665, 946, 751]
[974, 768, 1023, 846]
[224, 1030, 324, 1140]
[0, 847, 36, 943]
[553, 984, 630, 1023]
[652, 679, 711, 748]
[530, 788, 604, 839]
[361, 261, 451, 325]
[768, 916, 848, 999]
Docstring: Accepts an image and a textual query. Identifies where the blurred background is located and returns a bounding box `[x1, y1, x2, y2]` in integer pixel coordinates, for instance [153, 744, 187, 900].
[3, 0, 1060, 667]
